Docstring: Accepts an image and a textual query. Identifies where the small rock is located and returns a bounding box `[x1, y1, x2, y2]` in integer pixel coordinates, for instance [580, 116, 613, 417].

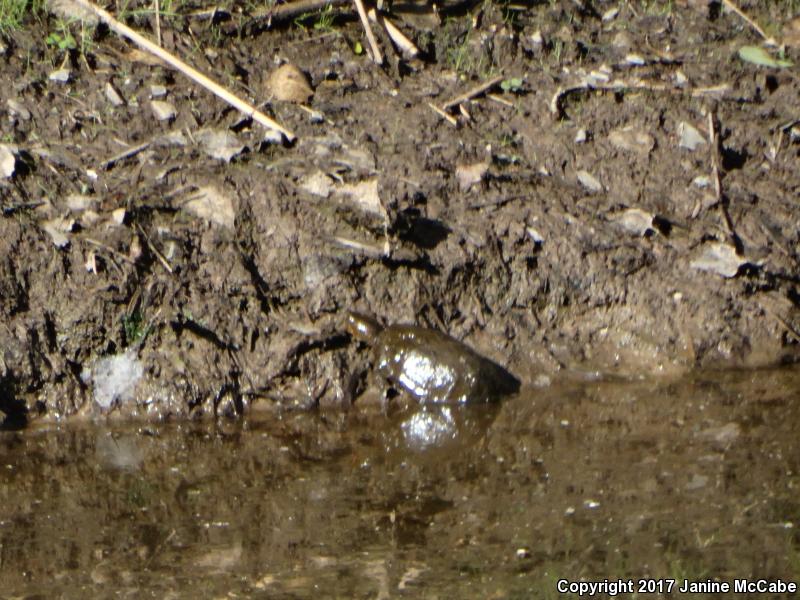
[698, 422, 741, 444]
[677, 121, 707, 151]
[455, 161, 489, 192]
[527, 226, 544, 244]
[300, 171, 334, 198]
[610, 208, 654, 236]
[41, 217, 75, 248]
[150, 84, 167, 98]
[674, 70, 689, 86]
[692, 175, 711, 188]
[195, 128, 245, 162]
[608, 127, 655, 155]
[48, 68, 71, 83]
[65, 193, 97, 212]
[82, 350, 144, 409]
[576, 169, 603, 193]
[105, 82, 125, 106]
[183, 185, 236, 230]
[574, 128, 588, 144]
[111, 207, 127, 225]
[338, 178, 386, 217]
[689, 242, 746, 277]
[267, 63, 314, 104]
[0, 144, 17, 178]
[6, 99, 30, 120]
[150, 100, 176, 121]
[625, 53, 646, 66]
[602, 6, 619, 21]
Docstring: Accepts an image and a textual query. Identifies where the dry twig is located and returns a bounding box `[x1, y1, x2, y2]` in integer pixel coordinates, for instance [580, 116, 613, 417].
[427, 102, 458, 126]
[71, 0, 295, 141]
[353, 0, 383, 64]
[721, 0, 778, 47]
[367, 8, 419, 57]
[707, 110, 740, 248]
[550, 79, 731, 116]
[442, 75, 505, 110]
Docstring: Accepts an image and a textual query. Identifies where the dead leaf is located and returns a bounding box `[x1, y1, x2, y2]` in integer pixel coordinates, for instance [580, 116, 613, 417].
[183, 185, 236, 230]
[456, 162, 489, 192]
[267, 64, 314, 104]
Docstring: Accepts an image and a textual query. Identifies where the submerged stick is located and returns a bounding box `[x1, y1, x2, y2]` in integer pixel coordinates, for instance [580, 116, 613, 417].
[71, 0, 296, 141]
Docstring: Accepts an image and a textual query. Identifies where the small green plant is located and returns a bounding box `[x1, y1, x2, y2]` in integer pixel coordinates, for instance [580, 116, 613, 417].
[45, 29, 77, 51]
[500, 77, 524, 93]
[122, 310, 148, 346]
[314, 4, 334, 31]
[0, 0, 33, 33]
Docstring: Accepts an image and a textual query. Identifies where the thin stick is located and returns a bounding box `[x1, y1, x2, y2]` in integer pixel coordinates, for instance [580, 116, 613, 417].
[252, 0, 349, 22]
[154, 0, 162, 46]
[486, 92, 514, 107]
[427, 102, 458, 126]
[550, 79, 731, 116]
[71, 0, 295, 141]
[707, 110, 739, 246]
[721, 0, 778, 46]
[353, 0, 383, 64]
[136, 223, 174, 274]
[367, 8, 418, 57]
[442, 75, 504, 110]
[101, 140, 152, 169]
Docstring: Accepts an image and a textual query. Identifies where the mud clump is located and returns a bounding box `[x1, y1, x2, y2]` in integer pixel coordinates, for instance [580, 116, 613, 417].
[1, 1, 799, 424]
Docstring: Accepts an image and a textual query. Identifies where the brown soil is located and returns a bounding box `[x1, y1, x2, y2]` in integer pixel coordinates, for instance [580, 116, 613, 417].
[1, 0, 799, 423]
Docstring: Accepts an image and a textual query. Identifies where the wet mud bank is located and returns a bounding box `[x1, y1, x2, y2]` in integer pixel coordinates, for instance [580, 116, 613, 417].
[1, 0, 799, 423]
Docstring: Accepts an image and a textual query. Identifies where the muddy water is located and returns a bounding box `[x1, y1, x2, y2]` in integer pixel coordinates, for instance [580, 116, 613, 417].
[2, 368, 800, 598]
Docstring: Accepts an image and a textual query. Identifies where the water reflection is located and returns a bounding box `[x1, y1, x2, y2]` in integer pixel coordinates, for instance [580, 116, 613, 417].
[1, 368, 800, 597]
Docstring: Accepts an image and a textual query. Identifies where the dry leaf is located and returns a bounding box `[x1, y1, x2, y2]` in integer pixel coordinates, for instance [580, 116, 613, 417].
[41, 217, 75, 248]
[267, 64, 314, 104]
